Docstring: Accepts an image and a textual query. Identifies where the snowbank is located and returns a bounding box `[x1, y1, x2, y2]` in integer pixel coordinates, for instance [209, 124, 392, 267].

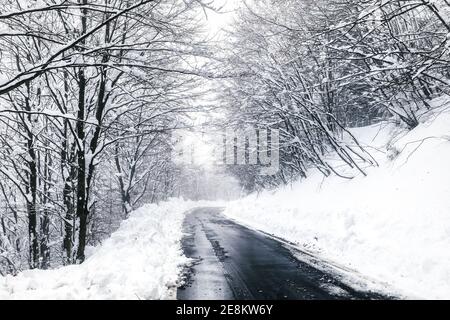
[0, 199, 200, 300]
[224, 98, 450, 299]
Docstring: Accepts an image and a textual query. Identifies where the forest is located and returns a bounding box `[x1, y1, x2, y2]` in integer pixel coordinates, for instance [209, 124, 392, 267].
[0, 0, 449, 279]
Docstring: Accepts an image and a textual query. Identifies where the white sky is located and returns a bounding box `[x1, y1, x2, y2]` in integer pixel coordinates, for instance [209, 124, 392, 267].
[201, 0, 240, 38]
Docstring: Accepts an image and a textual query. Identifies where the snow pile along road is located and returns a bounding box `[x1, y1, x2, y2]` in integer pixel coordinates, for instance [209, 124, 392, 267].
[224, 99, 450, 299]
[0, 199, 199, 300]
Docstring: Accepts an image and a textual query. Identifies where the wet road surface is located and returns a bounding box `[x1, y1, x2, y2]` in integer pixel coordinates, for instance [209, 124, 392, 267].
[177, 207, 389, 300]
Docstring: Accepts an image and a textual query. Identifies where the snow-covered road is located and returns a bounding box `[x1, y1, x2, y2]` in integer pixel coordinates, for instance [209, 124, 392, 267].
[177, 208, 389, 300]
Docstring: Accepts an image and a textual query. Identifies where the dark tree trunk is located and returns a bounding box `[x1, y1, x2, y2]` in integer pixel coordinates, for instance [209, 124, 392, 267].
[75, 67, 87, 263]
[62, 163, 76, 265]
[75, 0, 89, 264]
[40, 144, 51, 269]
[25, 94, 39, 269]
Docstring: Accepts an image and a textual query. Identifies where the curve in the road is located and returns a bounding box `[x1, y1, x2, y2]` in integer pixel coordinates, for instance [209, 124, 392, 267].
[177, 207, 390, 300]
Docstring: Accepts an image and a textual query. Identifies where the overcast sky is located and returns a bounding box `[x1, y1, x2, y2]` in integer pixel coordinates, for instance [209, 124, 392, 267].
[202, 0, 240, 38]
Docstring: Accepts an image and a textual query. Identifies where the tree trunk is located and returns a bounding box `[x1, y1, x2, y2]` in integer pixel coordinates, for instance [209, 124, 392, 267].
[75, 67, 87, 263]
[75, 0, 89, 264]
[25, 95, 39, 269]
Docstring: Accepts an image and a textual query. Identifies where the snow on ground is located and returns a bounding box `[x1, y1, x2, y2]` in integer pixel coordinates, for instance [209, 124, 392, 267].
[224, 97, 450, 299]
[0, 199, 206, 300]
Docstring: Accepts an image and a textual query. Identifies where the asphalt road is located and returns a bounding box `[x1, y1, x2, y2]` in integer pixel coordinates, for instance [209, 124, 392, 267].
[177, 207, 389, 300]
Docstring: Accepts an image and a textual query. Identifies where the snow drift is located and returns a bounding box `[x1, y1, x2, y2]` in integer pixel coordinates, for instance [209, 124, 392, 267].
[0, 199, 197, 300]
[224, 98, 450, 299]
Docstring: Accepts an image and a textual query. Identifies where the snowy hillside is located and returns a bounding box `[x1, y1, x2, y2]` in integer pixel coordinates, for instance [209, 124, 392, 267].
[224, 98, 450, 299]
[0, 200, 198, 300]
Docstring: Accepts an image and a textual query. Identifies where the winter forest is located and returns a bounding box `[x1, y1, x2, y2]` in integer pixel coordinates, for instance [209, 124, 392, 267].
[0, 0, 450, 300]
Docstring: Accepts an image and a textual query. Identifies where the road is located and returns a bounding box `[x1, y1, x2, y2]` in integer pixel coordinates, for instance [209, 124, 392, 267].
[177, 207, 389, 300]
